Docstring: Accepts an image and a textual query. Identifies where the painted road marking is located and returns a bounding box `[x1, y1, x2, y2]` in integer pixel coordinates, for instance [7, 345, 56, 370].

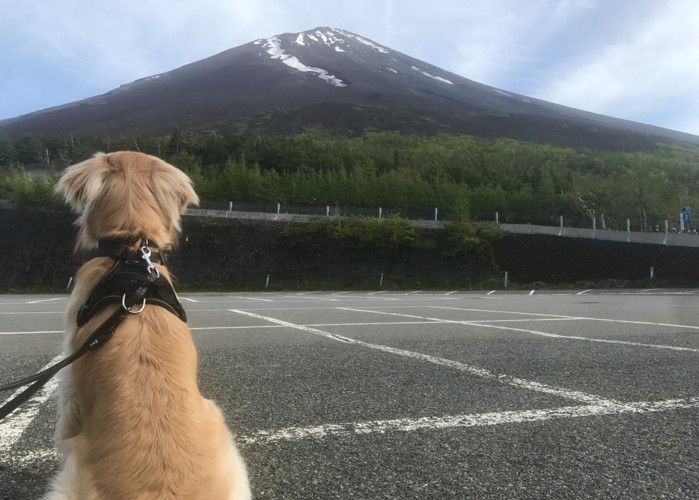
[4, 296, 698, 471]
[228, 296, 274, 302]
[229, 309, 356, 343]
[17, 395, 699, 463]
[0, 312, 63, 315]
[467, 323, 699, 353]
[228, 309, 619, 406]
[0, 330, 63, 335]
[4, 303, 699, 470]
[239, 397, 699, 445]
[0, 318, 584, 336]
[342, 307, 699, 353]
[431, 305, 699, 331]
[0, 354, 62, 459]
[293, 296, 340, 302]
[26, 298, 65, 304]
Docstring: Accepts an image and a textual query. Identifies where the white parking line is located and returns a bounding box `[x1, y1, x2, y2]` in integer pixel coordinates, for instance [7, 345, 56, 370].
[431, 305, 699, 331]
[341, 307, 699, 353]
[0, 354, 62, 458]
[228, 309, 619, 406]
[228, 296, 273, 302]
[5, 299, 699, 470]
[292, 296, 340, 302]
[0, 330, 63, 335]
[465, 322, 699, 353]
[229, 309, 355, 343]
[26, 298, 65, 304]
[240, 397, 699, 445]
[0, 312, 63, 315]
[190, 325, 285, 331]
[0, 318, 585, 336]
[18, 394, 699, 463]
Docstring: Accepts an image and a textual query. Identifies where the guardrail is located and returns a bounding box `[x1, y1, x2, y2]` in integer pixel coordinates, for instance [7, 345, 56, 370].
[187, 202, 699, 247]
[197, 201, 697, 232]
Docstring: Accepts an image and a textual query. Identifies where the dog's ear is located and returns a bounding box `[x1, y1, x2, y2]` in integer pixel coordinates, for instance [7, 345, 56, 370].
[55, 152, 111, 213]
[173, 168, 200, 213]
[155, 161, 200, 214]
[145, 157, 199, 244]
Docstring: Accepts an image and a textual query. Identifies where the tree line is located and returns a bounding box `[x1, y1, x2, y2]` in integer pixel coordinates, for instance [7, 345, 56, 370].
[1, 128, 698, 230]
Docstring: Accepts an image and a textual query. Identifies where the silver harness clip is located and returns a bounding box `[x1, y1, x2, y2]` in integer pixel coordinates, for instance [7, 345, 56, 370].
[140, 242, 160, 279]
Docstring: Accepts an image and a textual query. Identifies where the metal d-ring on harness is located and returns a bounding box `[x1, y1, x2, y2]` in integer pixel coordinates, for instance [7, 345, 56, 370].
[0, 239, 186, 420]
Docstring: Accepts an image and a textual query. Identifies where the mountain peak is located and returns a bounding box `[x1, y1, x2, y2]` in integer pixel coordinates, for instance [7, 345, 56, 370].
[251, 26, 458, 90]
[257, 27, 390, 55]
[1, 27, 697, 149]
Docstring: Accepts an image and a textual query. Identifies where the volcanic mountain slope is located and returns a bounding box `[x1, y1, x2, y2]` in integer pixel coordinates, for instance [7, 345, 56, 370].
[2, 27, 698, 150]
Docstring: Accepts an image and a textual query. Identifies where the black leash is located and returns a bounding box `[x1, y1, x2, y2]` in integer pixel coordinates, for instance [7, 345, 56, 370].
[0, 285, 149, 420]
[0, 238, 188, 421]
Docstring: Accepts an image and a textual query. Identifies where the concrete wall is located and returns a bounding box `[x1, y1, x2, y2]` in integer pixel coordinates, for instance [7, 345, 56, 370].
[2, 208, 698, 291]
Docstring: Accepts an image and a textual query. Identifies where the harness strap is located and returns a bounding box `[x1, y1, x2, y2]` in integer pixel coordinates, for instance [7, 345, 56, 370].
[91, 237, 167, 264]
[0, 285, 148, 420]
[76, 259, 186, 326]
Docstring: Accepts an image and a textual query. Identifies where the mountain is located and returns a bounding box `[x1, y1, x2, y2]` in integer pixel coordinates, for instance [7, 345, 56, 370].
[2, 27, 698, 150]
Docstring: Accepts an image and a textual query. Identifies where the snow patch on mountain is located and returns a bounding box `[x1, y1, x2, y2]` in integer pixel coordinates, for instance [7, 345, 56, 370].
[334, 29, 390, 54]
[288, 28, 390, 55]
[492, 88, 512, 97]
[292, 29, 347, 51]
[411, 66, 453, 85]
[263, 37, 347, 88]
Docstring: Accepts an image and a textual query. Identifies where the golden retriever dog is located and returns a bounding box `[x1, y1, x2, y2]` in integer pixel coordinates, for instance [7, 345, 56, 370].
[46, 151, 251, 499]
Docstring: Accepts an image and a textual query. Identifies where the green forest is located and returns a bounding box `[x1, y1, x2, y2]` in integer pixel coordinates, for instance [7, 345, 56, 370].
[1, 128, 698, 231]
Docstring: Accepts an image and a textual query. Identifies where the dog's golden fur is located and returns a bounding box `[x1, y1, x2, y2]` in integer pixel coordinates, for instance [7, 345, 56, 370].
[46, 151, 251, 500]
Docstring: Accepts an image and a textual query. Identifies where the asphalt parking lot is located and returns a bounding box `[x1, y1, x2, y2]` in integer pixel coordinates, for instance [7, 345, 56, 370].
[1, 289, 699, 499]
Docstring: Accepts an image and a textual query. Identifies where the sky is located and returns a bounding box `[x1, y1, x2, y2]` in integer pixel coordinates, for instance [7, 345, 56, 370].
[2, 0, 699, 136]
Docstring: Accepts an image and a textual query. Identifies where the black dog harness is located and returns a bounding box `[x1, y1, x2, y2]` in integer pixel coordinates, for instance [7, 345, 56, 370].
[78, 238, 187, 326]
[0, 237, 187, 420]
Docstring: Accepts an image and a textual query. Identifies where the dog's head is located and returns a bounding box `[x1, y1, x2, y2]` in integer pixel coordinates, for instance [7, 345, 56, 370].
[55, 151, 199, 251]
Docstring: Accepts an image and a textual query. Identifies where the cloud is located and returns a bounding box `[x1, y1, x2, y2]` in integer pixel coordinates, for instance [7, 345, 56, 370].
[0, 1, 295, 116]
[532, 0, 699, 133]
